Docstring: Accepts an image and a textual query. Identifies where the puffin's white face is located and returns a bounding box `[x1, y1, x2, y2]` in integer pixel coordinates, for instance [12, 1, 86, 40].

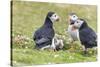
[49, 13, 60, 22]
[68, 14, 78, 25]
[73, 19, 84, 28]
[70, 14, 78, 21]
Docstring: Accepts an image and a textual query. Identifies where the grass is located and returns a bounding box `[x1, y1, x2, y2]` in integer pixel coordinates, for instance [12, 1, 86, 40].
[11, 1, 97, 66]
[12, 49, 97, 66]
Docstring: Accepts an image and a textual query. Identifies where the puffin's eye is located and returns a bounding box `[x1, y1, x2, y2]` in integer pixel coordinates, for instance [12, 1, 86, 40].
[77, 21, 79, 23]
[55, 15, 56, 17]
[73, 16, 75, 18]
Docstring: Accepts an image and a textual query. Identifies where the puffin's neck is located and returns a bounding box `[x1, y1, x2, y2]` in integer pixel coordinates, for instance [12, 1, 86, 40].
[44, 17, 53, 28]
[79, 22, 88, 30]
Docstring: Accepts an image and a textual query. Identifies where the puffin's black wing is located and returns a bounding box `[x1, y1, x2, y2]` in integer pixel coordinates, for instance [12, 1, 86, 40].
[33, 27, 54, 45]
[79, 27, 97, 48]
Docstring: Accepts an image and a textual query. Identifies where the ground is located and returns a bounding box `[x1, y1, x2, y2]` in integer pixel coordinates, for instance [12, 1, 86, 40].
[11, 1, 97, 66]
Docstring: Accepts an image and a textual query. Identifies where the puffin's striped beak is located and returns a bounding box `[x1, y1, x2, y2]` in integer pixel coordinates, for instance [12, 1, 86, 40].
[70, 20, 75, 25]
[68, 16, 75, 25]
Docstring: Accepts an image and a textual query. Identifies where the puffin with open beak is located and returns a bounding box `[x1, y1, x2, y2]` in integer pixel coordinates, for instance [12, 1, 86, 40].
[67, 13, 79, 43]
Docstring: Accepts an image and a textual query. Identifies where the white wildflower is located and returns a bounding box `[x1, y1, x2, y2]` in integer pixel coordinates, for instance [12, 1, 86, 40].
[69, 56, 74, 59]
[54, 54, 59, 58]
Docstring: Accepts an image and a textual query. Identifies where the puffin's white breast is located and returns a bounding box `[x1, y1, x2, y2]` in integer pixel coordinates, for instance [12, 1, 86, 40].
[68, 25, 79, 41]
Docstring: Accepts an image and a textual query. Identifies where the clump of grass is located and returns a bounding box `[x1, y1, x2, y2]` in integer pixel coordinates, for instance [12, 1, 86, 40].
[12, 34, 34, 49]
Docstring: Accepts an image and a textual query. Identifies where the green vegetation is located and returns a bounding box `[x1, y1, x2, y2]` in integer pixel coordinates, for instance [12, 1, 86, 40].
[11, 1, 97, 66]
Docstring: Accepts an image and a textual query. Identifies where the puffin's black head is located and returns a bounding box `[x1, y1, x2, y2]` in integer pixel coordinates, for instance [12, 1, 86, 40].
[68, 13, 78, 25]
[46, 11, 60, 22]
[73, 18, 88, 29]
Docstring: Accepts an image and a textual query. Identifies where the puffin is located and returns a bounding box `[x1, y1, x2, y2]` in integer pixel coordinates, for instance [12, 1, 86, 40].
[67, 13, 79, 42]
[33, 11, 60, 50]
[73, 18, 97, 53]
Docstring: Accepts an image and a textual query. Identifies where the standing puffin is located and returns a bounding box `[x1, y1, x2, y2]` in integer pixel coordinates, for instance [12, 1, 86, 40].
[73, 18, 97, 53]
[33, 11, 60, 50]
[67, 13, 79, 42]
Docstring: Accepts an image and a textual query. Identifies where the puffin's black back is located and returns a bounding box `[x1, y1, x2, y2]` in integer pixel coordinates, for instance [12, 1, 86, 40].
[79, 19, 97, 48]
[33, 12, 55, 48]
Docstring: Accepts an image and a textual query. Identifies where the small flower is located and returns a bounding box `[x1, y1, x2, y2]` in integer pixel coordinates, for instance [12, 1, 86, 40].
[69, 56, 74, 59]
[25, 46, 28, 49]
[13, 61, 17, 64]
[24, 42, 28, 44]
[54, 54, 59, 58]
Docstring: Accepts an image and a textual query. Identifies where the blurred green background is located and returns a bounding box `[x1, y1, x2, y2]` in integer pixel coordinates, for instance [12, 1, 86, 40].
[11, 1, 97, 66]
